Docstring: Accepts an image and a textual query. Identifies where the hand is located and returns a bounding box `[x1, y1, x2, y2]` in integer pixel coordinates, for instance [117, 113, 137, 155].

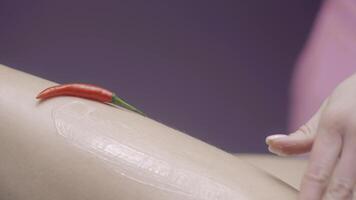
[266, 74, 356, 199]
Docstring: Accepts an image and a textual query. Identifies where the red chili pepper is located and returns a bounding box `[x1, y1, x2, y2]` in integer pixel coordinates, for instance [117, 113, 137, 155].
[36, 83, 145, 115]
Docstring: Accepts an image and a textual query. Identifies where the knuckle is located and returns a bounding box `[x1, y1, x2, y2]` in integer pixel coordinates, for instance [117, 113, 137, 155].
[324, 178, 354, 199]
[303, 167, 329, 186]
[324, 109, 346, 123]
[297, 124, 313, 137]
[320, 108, 348, 131]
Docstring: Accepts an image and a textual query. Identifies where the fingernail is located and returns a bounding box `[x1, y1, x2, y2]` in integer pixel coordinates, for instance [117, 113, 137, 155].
[265, 134, 288, 145]
[268, 146, 288, 156]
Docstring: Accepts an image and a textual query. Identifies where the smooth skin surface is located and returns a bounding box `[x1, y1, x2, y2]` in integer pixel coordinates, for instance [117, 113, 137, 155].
[0, 64, 297, 200]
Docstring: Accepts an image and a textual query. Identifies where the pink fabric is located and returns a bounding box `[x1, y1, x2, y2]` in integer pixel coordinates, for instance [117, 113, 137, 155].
[289, 0, 356, 131]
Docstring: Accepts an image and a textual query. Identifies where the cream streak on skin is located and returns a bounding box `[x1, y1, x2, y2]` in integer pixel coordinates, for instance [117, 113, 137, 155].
[52, 101, 245, 200]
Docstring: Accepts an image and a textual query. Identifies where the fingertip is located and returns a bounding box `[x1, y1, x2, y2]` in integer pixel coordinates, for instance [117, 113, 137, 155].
[265, 134, 288, 145]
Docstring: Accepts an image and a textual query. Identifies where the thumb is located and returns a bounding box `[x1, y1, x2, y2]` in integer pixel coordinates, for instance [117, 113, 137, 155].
[266, 99, 328, 156]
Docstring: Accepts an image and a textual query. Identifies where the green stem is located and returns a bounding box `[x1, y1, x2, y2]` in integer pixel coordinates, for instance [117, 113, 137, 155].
[112, 95, 145, 116]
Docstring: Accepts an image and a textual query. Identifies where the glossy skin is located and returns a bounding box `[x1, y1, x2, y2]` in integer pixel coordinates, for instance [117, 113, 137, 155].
[0, 64, 297, 200]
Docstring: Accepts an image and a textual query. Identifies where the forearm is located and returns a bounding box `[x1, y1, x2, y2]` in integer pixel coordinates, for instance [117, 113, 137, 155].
[0, 65, 296, 200]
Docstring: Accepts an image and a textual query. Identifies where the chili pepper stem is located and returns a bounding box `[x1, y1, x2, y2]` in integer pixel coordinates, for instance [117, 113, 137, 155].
[112, 95, 145, 116]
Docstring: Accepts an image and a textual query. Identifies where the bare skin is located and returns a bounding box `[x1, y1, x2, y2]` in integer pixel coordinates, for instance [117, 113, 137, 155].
[268, 75, 356, 200]
[267, 0, 356, 199]
[0, 64, 297, 200]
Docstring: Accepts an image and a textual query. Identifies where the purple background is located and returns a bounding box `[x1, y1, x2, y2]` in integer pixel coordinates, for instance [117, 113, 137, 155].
[0, 0, 321, 153]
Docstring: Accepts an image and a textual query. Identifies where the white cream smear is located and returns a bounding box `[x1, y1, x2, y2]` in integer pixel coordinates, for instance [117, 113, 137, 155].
[52, 102, 245, 200]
